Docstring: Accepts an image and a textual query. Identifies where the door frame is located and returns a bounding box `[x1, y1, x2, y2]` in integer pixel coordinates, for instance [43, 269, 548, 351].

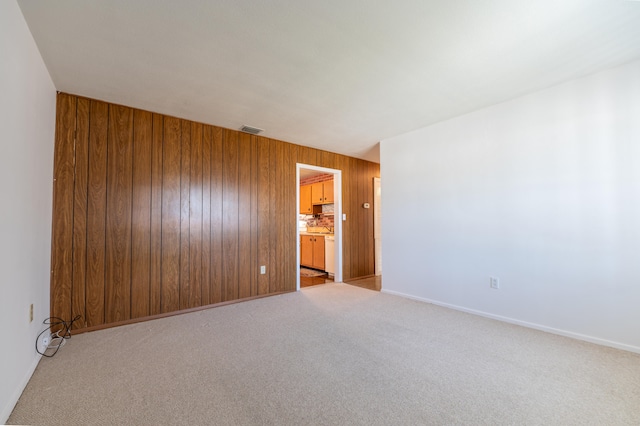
[373, 177, 382, 276]
[296, 164, 343, 290]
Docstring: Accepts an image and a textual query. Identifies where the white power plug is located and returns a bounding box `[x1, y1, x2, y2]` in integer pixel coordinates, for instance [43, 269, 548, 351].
[42, 335, 50, 350]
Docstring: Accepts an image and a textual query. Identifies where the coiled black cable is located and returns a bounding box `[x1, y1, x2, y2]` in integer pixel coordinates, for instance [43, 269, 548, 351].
[35, 315, 82, 357]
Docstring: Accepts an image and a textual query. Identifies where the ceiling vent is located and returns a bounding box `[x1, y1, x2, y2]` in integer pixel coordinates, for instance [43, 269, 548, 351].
[239, 125, 264, 135]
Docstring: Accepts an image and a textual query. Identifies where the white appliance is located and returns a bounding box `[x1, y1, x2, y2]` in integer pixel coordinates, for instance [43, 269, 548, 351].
[324, 235, 335, 277]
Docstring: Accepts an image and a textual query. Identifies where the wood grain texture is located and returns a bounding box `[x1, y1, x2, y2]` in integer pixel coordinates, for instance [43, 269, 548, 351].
[51, 94, 76, 326]
[50, 94, 379, 332]
[222, 129, 239, 302]
[105, 104, 134, 323]
[210, 127, 224, 304]
[367, 162, 377, 274]
[85, 100, 108, 327]
[238, 132, 252, 299]
[250, 136, 259, 296]
[268, 139, 281, 292]
[71, 97, 89, 329]
[320, 150, 337, 169]
[201, 125, 212, 306]
[161, 117, 181, 313]
[300, 236, 314, 267]
[337, 154, 352, 280]
[298, 146, 316, 166]
[179, 120, 191, 310]
[257, 137, 270, 295]
[283, 142, 296, 291]
[189, 122, 203, 308]
[149, 113, 164, 315]
[131, 109, 152, 319]
[356, 159, 365, 278]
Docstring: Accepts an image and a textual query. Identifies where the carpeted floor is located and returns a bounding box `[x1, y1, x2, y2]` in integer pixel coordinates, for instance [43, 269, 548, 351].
[8, 283, 640, 425]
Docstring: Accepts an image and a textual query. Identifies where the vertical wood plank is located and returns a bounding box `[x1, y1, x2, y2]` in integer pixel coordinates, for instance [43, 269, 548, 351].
[257, 137, 271, 295]
[222, 129, 239, 301]
[85, 100, 108, 326]
[348, 156, 358, 279]
[350, 157, 360, 278]
[105, 104, 133, 323]
[189, 122, 203, 308]
[292, 144, 301, 287]
[366, 162, 376, 275]
[149, 113, 163, 315]
[358, 159, 367, 277]
[179, 120, 191, 310]
[309, 147, 321, 166]
[201, 126, 212, 306]
[131, 109, 152, 319]
[268, 139, 277, 292]
[281, 142, 291, 291]
[320, 150, 337, 170]
[238, 132, 251, 299]
[71, 97, 89, 329]
[269, 139, 284, 292]
[281, 142, 297, 291]
[337, 154, 351, 280]
[210, 127, 224, 303]
[250, 135, 259, 296]
[51, 94, 76, 326]
[161, 117, 181, 313]
[298, 146, 315, 166]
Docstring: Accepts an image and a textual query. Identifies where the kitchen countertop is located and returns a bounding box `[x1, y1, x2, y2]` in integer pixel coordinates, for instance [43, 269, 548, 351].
[300, 231, 334, 237]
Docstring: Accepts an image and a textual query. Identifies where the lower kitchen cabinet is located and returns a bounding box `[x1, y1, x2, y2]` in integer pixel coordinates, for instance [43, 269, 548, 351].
[300, 235, 325, 270]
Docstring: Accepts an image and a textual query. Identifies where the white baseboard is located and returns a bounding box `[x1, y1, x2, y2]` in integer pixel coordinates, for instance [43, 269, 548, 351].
[0, 355, 41, 424]
[381, 289, 640, 355]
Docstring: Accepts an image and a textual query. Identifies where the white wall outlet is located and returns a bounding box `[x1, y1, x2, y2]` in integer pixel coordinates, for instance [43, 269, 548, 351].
[490, 276, 500, 289]
[260, 265, 266, 275]
[42, 336, 50, 349]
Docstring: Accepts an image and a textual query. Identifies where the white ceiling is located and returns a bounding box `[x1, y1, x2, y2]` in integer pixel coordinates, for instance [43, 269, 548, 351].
[18, 0, 640, 162]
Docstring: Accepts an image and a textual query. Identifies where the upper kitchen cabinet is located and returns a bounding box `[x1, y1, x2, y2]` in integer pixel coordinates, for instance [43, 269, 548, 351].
[311, 180, 334, 204]
[300, 184, 313, 214]
[322, 181, 334, 203]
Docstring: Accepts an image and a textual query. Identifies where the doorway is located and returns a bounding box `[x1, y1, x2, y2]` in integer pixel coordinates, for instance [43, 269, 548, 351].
[296, 164, 343, 290]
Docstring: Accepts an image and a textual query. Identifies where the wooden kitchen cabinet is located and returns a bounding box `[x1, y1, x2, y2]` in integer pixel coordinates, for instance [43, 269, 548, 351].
[300, 184, 313, 214]
[311, 180, 334, 205]
[300, 235, 314, 267]
[300, 235, 325, 270]
[311, 182, 324, 204]
[312, 235, 325, 269]
[322, 181, 334, 203]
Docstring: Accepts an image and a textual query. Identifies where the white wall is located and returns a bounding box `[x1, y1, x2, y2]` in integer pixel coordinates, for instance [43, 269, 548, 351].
[0, 1, 56, 422]
[381, 59, 640, 353]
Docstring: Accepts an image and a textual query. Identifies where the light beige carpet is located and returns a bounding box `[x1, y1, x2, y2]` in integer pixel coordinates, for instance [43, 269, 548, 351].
[9, 283, 640, 425]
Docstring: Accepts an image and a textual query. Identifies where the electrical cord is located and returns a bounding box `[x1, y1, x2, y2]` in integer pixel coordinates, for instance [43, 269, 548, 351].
[35, 315, 81, 357]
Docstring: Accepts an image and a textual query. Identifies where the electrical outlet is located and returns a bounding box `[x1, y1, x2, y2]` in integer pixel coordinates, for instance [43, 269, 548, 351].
[260, 265, 266, 275]
[30, 304, 34, 322]
[490, 276, 500, 289]
[42, 336, 50, 349]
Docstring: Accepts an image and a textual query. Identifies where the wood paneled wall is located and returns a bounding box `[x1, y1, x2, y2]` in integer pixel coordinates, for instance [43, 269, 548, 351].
[51, 93, 380, 331]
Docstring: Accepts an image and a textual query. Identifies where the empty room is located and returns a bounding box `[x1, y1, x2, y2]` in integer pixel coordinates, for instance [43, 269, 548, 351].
[2, 0, 639, 424]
